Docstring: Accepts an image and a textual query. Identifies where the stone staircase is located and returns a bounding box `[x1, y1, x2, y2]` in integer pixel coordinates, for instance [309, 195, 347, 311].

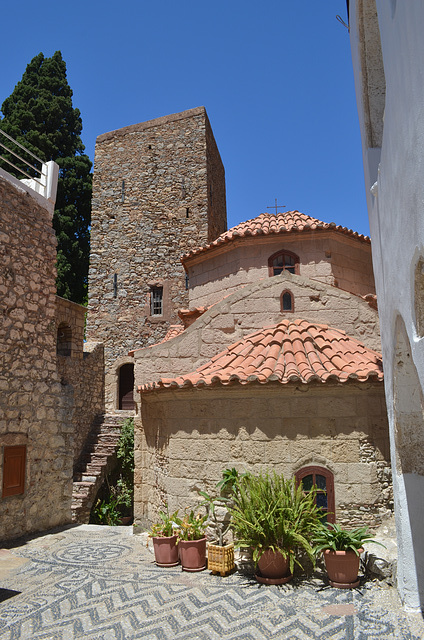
[71, 414, 126, 523]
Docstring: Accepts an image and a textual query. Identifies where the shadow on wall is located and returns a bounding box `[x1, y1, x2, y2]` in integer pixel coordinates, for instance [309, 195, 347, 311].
[393, 316, 424, 609]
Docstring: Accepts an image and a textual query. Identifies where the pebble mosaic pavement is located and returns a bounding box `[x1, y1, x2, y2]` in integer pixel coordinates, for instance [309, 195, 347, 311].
[0, 525, 423, 640]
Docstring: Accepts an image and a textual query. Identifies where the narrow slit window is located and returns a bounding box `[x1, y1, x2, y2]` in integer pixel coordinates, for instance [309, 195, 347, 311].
[150, 286, 163, 316]
[281, 290, 294, 312]
[121, 180, 125, 203]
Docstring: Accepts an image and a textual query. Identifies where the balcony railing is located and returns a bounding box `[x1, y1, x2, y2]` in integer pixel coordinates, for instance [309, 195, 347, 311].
[0, 128, 58, 205]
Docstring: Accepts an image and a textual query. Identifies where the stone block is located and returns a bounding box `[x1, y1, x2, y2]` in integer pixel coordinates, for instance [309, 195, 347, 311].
[347, 462, 377, 484]
[321, 440, 360, 463]
[264, 441, 291, 464]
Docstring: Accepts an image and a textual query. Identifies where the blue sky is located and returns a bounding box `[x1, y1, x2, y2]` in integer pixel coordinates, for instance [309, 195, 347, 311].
[1, 1, 368, 235]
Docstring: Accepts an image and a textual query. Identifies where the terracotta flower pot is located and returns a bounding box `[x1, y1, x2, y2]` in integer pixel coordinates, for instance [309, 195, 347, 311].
[152, 535, 179, 567]
[324, 548, 363, 588]
[179, 538, 207, 572]
[255, 549, 292, 585]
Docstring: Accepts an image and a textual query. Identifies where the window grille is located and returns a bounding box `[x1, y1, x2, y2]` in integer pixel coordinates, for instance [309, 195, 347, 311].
[150, 287, 163, 315]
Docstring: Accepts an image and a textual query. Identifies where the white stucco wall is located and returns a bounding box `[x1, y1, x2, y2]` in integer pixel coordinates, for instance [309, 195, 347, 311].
[350, 0, 424, 609]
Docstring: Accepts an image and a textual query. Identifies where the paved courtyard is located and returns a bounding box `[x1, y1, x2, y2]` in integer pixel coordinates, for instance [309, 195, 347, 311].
[0, 525, 423, 639]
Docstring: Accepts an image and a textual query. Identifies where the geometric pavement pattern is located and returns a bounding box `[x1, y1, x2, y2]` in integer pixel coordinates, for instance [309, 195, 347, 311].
[0, 526, 422, 640]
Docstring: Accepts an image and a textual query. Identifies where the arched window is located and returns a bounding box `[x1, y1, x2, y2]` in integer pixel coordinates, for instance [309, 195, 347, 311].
[280, 290, 294, 312]
[118, 363, 135, 410]
[295, 466, 335, 523]
[57, 323, 72, 357]
[268, 250, 299, 277]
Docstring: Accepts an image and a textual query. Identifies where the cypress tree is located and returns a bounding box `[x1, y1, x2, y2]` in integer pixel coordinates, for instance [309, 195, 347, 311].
[0, 51, 92, 304]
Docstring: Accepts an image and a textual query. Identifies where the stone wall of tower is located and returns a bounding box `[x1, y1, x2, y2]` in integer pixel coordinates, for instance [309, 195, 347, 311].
[86, 107, 227, 411]
[0, 171, 73, 541]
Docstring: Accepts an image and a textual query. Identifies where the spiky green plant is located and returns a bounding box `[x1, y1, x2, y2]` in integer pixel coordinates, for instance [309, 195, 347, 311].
[149, 505, 180, 538]
[229, 471, 323, 574]
[173, 509, 208, 541]
[313, 523, 385, 556]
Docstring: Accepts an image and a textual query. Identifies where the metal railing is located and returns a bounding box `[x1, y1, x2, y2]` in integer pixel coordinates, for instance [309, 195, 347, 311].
[0, 128, 58, 204]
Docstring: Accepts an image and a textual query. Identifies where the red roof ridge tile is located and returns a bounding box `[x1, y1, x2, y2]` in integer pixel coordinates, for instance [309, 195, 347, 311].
[181, 211, 370, 264]
[138, 319, 383, 394]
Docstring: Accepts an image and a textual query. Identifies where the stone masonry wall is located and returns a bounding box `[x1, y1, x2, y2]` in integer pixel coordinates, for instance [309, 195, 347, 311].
[185, 232, 375, 308]
[133, 273, 381, 389]
[55, 298, 105, 463]
[0, 174, 73, 541]
[134, 384, 392, 530]
[87, 107, 227, 411]
[56, 296, 86, 360]
[57, 341, 105, 463]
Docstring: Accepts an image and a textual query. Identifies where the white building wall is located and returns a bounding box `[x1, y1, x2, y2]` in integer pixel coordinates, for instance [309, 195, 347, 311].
[350, 0, 424, 609]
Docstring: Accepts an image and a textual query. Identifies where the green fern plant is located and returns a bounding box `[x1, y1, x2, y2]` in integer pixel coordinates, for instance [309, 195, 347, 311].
[229, 471, 323, 574]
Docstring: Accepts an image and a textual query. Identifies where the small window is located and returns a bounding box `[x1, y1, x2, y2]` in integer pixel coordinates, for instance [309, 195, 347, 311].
[2, 445, 26, 497]
[281, 290, 294, 312]
[295, 466, 335, 523]
[150, 286, 163, 316]
[268, 250, 299, 277]
[57, 323, 72, 357]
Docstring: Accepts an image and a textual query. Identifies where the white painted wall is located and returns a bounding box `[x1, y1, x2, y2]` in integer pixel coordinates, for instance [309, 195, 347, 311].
[349, 0, 424, 609]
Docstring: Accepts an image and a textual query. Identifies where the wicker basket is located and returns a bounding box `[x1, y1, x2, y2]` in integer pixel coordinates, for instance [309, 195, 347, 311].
[207, 542, 235, 576]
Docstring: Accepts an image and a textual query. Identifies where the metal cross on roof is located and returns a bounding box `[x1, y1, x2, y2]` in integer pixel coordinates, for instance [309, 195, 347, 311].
[267, 198, 286, 214]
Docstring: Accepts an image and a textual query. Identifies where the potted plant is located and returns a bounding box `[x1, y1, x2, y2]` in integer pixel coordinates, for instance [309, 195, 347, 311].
[313, 523, 385, 588]
[229, 471, 322, 584]
[199, 489, 235, 576]
[149, 507, 180, 567]
[216, 467, 247, 497]
[174, 509, 208, 572]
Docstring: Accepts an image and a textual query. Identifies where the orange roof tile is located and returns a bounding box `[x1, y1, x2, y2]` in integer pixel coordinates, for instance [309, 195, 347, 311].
[128, 324, 185, 356]
[181, 211, 370, 264]
[160, 324, 185, 343]
[138, 319, 383, 394]
[178, 306, 209, 328]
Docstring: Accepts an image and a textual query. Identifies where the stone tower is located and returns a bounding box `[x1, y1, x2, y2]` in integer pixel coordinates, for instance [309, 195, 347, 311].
[86, 107, 227, 411]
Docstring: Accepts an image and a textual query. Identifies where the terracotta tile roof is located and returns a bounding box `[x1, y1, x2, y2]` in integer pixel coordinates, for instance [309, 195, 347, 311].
[181, 211, 370, 264]
[138, 319, 383, 394]
[128, 325, 185, 356]
[162, 324, 185, 342]
[128, 307, 212, 356]
[178, 306, 209, 328]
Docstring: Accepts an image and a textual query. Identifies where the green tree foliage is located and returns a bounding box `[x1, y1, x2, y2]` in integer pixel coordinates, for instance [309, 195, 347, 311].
[0, 51, 92, 303]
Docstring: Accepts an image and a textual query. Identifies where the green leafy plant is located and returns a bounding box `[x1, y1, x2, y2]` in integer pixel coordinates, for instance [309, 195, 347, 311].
[149, 506, 180, 538]
[198, 490, 231, 546]
[216, 468, 246, 496]
[92, 476, 133, 525]
[93, 497, 121, 526]
[90, 419, 134, 525]
[229, 471, 323, 574]
[313, 523, 385, 556]
[174, 509, 208, 541]
[117, 417, 134, 478]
